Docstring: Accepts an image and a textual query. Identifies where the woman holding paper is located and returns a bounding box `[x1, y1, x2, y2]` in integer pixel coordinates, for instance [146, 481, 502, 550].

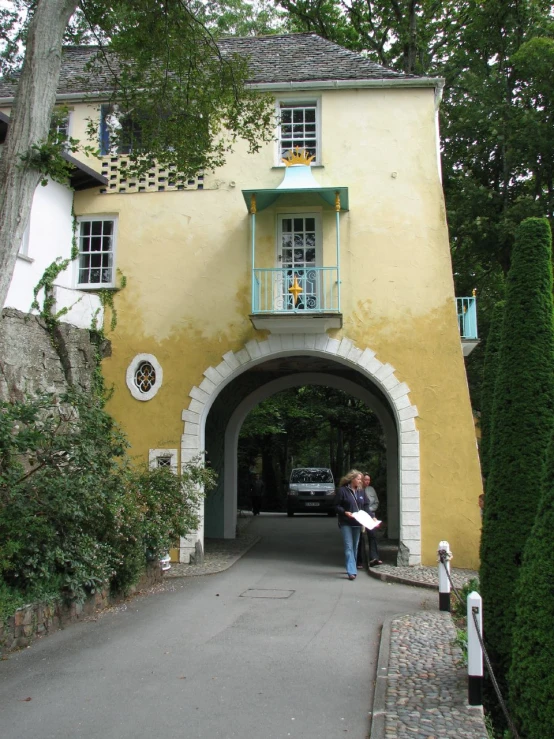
[334, 470, 366, 580]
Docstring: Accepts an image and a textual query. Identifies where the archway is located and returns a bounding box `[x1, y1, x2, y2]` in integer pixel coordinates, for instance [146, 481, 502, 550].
[180, 334, 420, 565]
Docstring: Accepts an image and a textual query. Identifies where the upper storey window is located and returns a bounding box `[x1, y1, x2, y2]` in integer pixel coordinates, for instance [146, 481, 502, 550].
[100, 104, 142, 156]
[76, 216, 117, 288]
[277, 101, 320, 164]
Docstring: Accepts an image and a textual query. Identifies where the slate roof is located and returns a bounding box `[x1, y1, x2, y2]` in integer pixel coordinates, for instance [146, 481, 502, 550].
[0, 33, 433, 99]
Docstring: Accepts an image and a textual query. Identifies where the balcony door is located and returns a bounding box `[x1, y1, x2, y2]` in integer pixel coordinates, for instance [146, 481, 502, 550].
[277, 214, 321, 310]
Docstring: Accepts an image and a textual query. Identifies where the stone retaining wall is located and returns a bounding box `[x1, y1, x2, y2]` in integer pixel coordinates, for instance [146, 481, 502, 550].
[0, 564, 163, 656]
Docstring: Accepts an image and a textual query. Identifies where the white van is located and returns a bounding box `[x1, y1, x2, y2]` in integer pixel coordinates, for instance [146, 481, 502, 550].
[287, 468, 336, 516]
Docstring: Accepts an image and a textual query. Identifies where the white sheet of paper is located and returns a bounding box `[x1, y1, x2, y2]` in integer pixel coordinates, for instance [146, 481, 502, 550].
[351, 510, 381, 530]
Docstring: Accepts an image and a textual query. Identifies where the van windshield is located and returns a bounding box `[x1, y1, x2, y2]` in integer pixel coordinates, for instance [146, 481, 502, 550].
[290, 469, 334, 484]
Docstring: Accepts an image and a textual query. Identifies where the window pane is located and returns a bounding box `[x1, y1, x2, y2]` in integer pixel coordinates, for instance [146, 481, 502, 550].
[305, 109, 316, 122]
[306, 218, 315, 231]
[281, 109, 292, 123]
[305, 248, 316, 263]
[282, 219, 292, 232]
[293, 219, 303, 231]
[293, 109, 304, 123]
[78, 219, 115, 286]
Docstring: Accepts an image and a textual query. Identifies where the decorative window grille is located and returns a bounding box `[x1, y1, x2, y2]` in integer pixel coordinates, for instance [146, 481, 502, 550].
[99, 156, 204, 195]
[149, 448, 177, 471]
[278, 102, 318, 162]
[126, 353, 163, 401]
[134, 361, 156, 394]
[76, 216, 116, 288]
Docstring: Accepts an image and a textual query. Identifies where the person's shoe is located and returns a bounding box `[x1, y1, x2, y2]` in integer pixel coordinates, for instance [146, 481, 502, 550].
[369, 559, 383, 566]
[348, 574, 356, 580]
[357, 565, 363, 570]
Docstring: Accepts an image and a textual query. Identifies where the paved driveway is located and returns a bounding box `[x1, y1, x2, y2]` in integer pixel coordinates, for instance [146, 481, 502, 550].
[0, 515, 429, 739]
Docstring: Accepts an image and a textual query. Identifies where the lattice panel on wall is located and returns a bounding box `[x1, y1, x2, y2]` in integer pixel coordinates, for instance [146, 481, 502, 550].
[99, 157, 204, 194]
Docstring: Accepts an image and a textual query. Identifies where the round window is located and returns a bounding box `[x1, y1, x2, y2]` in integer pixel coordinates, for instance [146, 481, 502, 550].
[126, 354, 163, 401]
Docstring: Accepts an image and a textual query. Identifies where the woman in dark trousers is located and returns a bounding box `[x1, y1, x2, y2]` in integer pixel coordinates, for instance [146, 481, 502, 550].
[334, 470, 365, 580]
[356, 472, 382, 568]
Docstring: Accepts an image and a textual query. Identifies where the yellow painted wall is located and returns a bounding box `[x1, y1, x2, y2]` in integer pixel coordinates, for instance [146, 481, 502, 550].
[71, 86, 482, 568]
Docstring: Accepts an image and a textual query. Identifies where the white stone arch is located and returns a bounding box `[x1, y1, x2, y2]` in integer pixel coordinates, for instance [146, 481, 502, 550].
[180, 334, 420, 564]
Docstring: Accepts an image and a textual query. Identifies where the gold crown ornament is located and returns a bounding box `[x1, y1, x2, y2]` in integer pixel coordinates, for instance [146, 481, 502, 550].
[281, 147, 316, 167]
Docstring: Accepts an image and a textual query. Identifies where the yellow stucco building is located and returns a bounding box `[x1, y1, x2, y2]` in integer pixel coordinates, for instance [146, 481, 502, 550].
[1, 33, 483, 568]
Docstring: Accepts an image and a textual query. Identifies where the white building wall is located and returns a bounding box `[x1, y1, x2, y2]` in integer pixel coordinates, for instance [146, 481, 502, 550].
[4, 178, 102, 330]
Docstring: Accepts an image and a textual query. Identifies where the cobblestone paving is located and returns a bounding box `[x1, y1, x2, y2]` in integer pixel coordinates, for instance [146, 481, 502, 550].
[384, 612, 487, 739]
[371, 563, 479, 591]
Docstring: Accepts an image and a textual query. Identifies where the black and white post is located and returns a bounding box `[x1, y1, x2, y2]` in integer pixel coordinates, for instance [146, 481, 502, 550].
[467, 591, 483, 706]
[438, 540, 451, 612]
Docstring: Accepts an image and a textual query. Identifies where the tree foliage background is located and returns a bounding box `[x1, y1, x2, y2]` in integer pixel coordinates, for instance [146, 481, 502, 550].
[277, 0, 554, 412]
[238, 386, 386, 513]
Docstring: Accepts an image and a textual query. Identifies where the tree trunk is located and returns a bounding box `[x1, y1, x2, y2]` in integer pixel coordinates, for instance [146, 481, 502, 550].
[0, 0, 79, 310]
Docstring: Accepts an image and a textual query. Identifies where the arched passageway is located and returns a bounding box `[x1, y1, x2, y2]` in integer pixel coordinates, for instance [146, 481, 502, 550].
[181, 335, 420, 565]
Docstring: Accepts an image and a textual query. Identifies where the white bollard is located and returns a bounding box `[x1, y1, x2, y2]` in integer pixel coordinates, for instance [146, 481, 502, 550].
[467, 591, 483, 705]
[437, 540, 451, 612]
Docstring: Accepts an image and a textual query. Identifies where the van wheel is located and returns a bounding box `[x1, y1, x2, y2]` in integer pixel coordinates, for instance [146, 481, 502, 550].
[287, 509, 294, 517]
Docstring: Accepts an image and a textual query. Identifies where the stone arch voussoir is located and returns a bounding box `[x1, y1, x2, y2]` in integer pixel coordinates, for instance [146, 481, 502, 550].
[179, 334, 420, 565]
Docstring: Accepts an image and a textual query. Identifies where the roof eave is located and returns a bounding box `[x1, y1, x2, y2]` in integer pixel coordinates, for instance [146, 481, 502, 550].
[247, 77, 445, 92]
[0, 76, 445, 106]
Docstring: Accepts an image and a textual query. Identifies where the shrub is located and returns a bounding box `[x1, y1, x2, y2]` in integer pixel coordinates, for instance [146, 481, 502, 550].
[508, 427, 554, 738]
[480, 218, 554, 704]
[0, 389, 214, 608]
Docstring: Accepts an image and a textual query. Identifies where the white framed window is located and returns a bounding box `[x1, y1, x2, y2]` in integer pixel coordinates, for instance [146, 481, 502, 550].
[276, 99, 320, 164]
[53, 112, 71, 144]
[76, 215, 117, 288]
[149, 449, 178, 471]
[126, 353, 163, 401]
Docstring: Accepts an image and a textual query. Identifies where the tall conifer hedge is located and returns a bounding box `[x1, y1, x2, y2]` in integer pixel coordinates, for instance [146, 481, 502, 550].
[479, 300, 505, 481]
[480, 218, 554, 697]
[509, 427, 554, 737]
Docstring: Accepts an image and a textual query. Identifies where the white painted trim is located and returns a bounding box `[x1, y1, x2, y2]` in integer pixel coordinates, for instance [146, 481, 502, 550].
[182, 334, 421, 565]
[126, 353, 163, 401]
[275, 96, 322, 166]
[74, 214, 119, 290]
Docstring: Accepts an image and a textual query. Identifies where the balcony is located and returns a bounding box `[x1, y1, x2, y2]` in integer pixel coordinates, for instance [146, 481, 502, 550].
[457, 296, 479, 355]
[250, 267, 342, 333]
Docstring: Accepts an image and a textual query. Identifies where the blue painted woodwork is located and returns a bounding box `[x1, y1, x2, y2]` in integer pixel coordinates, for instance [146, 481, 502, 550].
[456, 297, 478, 340]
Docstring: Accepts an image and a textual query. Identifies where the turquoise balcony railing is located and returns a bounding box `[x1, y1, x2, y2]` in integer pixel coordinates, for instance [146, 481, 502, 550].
[456, 296, 478, 340]
[252, 267, 340, 313]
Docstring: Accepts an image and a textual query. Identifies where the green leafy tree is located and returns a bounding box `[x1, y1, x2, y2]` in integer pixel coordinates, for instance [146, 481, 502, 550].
[0, 0, 274, 308]
[509, 427, 554, 738]
[480, 218, 554, 712]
